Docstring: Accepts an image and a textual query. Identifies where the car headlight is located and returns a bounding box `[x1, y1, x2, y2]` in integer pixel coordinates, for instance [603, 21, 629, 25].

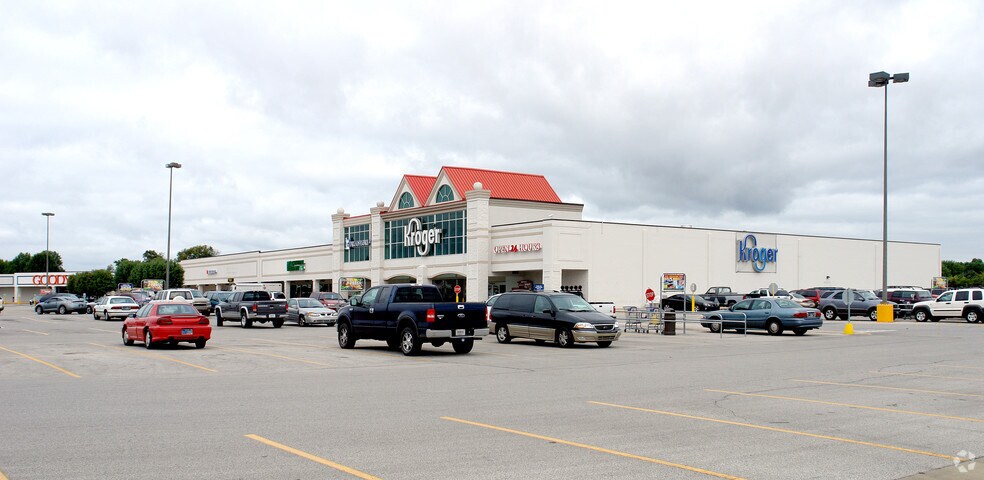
[573, 322, 594, 330]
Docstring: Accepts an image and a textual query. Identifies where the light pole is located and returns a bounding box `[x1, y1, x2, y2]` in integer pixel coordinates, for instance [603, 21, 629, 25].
[868, 71, 908, 320]
[165, 162, 182, 289]
[42, 212, 54, 292]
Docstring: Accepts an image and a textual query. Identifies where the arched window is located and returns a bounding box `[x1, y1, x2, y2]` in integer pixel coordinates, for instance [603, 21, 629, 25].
[398, 192, 414, 209]
[435, 185, 455, 203]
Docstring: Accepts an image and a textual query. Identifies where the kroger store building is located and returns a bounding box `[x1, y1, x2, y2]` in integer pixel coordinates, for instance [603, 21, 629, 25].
[180, 166, 941, 308]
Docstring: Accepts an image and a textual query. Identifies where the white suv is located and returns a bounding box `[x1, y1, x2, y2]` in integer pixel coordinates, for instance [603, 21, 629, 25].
[911, 288, 984, 323]
[153, 289, 210, 314]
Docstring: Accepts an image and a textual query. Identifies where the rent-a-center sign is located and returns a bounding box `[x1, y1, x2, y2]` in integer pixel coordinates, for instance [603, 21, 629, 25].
[735, 232, 778, 273]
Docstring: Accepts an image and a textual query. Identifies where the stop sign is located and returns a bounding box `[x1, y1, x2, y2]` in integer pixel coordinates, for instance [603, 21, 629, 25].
[645, 288, 655, 301]
[454, 285, 462, 294]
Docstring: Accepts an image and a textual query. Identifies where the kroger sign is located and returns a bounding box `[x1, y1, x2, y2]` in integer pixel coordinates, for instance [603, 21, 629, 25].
[404, 218, 443, 256]
[736, 233, 778, 273]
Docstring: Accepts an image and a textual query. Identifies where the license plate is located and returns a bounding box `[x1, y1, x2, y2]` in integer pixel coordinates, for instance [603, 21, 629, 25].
[181, 328, 193, 335]
[454, 329, 463, 336]
[122, 307, 130, 310]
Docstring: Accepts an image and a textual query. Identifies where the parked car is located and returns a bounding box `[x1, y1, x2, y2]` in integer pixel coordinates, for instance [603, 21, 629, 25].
[153, 289, 210, 314]
[874, 288, 933, 317]
[287, 297, 338, 326]
[744, 288, 792, 300]
[930, 287, 949, 299]
[790, 292, 816, 309]
[661, 294, 718, 312]
[486, 294, 503, 331]
[701, 287, 744, 308]
[120, 290, 153, 306]
[205, 291, 233, 314]
[489, 292, 620, 347]
[35, 293, 87, 314]
[588, 301, 617, 318]
[215, 290, 288, 328]
[911, 288, 984, 323]
[122, 301, 211, 349]
[271, 291, 287, 301]
[92, 295, 141, 320]
[818, 289, 897, 321]
[311, 291, 347, 310]
[791, 289, 826, 306]
[0, 295, 4, 314]
[700, 298, 823, 336]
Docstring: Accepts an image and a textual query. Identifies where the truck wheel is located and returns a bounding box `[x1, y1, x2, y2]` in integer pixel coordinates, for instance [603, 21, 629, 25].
[215, 309, 224, 327]
[495, 324, 511, 343]
[822, 308, 837, 320]
[240, 312, 253, 328]
[451, 339, 474, 354]
[399, 326, 422, 356]
[965, 310, 980, 323]
[868, 309, 878, 321]
[556, 329, 575, 348]
[272, 319, 284, 328]
[337, 322, 356, 349]
[913, 310, 930, 322]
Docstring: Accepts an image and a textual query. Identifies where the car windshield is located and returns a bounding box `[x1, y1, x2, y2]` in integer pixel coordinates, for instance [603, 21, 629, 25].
[915, 290, 932, 300]
[156, 304, 198, 315]
[297, 298, 322, 308]
[110, 297, 136, 304]
[321, 293, 342, 300]
[551, 294, 593, 312]
[191, 290, 204, 298]
[214, 292, 232, 300]
[58, 294, 80, 301]
[790, 292, 806, 299]
[857, 290, 877, 300]
[775, 299, 802, 308]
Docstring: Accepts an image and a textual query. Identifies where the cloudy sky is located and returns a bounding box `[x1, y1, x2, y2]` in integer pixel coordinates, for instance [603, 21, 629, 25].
[2, 1, 981, 271]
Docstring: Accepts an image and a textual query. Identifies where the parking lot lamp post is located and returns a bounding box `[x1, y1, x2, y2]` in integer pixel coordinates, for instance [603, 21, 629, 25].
[868, 71, 908, 317]
[165, 162, 182, 289]
[42, 212, 54, 292]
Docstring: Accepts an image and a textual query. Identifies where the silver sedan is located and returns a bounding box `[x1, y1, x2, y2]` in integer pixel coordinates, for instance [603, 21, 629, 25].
[287, 298, 338, 327]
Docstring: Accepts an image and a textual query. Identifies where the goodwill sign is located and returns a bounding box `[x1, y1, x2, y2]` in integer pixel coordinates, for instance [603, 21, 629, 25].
[736, 233, 778, 273]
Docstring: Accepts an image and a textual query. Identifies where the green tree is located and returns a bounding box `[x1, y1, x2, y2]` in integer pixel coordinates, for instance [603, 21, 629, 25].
[66, 270, 115, 298]
[127, 258, 184, 289]
[114, 258, 139, 286]
[9, 252, 32, 272]
[176, 244, 219, 261]
[142, 250, 163, 262]
[29, 251, 64, 273]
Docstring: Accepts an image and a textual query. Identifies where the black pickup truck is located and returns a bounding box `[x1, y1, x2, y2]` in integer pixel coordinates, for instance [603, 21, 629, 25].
[335, 284, 489, 355]
[214, 290, 288, 328]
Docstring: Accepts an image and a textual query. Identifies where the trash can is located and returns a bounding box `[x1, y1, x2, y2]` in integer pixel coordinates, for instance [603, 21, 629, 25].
[662, 311, 676, 335]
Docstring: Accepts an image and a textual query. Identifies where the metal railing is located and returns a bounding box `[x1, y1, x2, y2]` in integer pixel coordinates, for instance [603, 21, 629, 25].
[617, 307, 747, 338]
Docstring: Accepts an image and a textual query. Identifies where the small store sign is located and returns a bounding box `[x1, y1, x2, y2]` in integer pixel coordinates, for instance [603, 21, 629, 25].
[287, 260, 306, 272]
[493, 243, 542, 254]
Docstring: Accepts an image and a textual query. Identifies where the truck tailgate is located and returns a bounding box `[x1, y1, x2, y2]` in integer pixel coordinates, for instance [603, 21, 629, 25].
[432, 304, 487, 330]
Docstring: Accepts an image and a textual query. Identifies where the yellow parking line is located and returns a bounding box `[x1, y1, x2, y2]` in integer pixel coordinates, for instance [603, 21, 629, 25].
[589, 401, 961, 461]
[21, 329, 49, 336]
[442, 416, 745, 479]
[791, 379, 984, 398]
[707, 389, 984, 423]
[245, 434, 381, 480]
[87, 343, 217, 373]
[0, 345, 80, 378]
[23, 317, 56, 324]
[215, 346, 332, 367]
[869, 371, 984, 382]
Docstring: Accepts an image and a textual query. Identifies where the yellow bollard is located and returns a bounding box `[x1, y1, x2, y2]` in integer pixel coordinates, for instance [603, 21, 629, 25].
[843, 321, 854, 335]
[876, 302, 894, 322]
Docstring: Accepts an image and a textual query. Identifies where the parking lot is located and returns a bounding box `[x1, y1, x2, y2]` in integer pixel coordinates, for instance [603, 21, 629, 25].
[1, 304, 982, 480]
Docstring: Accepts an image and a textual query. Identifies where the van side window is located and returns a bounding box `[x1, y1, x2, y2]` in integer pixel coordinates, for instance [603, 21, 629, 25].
[533, 296, 552, 314]
[491, 295, 513, 311]
[510, 295, 535, 314]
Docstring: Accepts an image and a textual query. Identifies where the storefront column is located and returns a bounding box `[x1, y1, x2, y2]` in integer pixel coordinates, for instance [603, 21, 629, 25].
[369, 202, 387, 289]
[331, 208, 352, 293]
[465, 183, 491, 302]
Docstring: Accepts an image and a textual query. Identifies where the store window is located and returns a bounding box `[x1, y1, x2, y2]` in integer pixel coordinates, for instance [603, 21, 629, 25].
[384, 210, 467, 259]
[435, 184, 454, 203]
[344, 224, 371, 262]
[398, 192, 414, 209]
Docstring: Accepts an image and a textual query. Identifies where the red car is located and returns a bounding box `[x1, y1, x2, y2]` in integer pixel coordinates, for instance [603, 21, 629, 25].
[122, 301, 211, 349]
[310, 291, 347, 310]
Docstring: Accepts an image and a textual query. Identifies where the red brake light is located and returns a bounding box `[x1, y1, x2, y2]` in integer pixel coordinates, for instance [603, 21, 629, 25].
[426, 308, 436, 323]
[157, 316, 173, 325]
[285, 303, 289, 312]
[793, 312, 808, 318]
[252, 304, 257, 312]
[198, 316, 209, 325]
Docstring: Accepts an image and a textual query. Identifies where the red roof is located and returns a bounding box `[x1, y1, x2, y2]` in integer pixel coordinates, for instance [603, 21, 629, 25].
[404, 175, 436, 205]
[441, 167, 561, 203]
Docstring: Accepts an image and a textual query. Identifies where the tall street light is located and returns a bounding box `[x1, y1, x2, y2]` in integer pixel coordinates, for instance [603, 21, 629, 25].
[868, 70, 908, 321]
[165, 162, 182, 289]
[42, 212, 54, 292]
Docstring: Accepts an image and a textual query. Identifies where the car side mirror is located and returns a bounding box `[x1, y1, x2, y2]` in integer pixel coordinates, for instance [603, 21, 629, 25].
[350, 297, 361, 307]
[542, 309, 553, 315]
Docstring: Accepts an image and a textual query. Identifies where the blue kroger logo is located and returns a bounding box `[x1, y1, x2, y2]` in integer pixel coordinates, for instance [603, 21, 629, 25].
[737, 234, 778, 272]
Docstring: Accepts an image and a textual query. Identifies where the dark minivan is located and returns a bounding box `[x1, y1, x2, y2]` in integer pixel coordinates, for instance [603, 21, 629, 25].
[489, 292, 621, 348]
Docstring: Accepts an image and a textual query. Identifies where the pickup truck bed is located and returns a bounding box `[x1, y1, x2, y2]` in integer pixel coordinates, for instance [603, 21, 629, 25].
[215, 290, 288, 328]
